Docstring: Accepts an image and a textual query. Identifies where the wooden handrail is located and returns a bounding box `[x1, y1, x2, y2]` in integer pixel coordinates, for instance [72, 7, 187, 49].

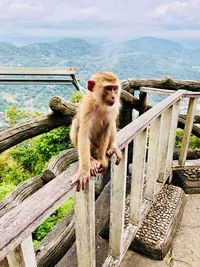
[0, 67, 85, 92]
[0, 164, 78, 261]
[140, 86, 200, 97]
[105, 88, 200, 266]
[116, 90, 185, 150]
[0, 67, 76, 75]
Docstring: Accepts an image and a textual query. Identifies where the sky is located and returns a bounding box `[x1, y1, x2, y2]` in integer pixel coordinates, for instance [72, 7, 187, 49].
[0, 0, 200, 47]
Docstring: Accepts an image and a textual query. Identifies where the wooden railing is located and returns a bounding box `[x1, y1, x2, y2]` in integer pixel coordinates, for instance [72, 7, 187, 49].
[0, 67, 84, 92]
[0, 89, 199, 267]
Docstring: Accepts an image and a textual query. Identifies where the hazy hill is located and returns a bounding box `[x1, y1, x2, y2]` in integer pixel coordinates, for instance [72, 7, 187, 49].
[0, 36, 200, 116]
[0, 36, 200, 79]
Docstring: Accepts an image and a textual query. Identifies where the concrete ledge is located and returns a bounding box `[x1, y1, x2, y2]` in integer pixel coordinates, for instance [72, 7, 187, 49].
[130, 184, 186, 260]
[172, 168, 200, 193]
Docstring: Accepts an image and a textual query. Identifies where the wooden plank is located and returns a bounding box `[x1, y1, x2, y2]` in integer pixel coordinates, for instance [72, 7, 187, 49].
[165, 101, 180, 182]
[74, 178, 95, 267]
[140, 87, 200, 97]
[0, 164, 78, 261]
[179, 98, 198, 166]
[156, 107, 173, 182]
[140, 87, 175, 95]
[183, 92, 200, 98]
[109, 146, 128, 258]
[140, 88, 200, 97]
[0, 79, 74, 85]
[7, 236, 36, 267]
[145, 116, 161, 200]
[0, 67, 76, 75]
[130, 128, 147, 226]
[116, 90, 185, 150]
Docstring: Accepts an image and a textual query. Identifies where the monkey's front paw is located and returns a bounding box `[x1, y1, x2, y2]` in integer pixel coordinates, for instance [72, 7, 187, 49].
[90, 159, 100, 176]
[99, 158, 108, 173]
[106, 147, 122, 165]
[70, 171, 90, 191]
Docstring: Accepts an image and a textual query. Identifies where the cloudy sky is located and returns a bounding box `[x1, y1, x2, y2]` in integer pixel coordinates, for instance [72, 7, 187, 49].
[0, 0, 200, 46]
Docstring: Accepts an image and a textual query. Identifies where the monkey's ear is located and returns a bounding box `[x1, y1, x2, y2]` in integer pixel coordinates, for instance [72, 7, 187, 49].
[87, 80, 95, 91]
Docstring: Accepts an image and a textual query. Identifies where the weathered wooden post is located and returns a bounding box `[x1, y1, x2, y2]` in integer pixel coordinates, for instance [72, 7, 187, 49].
[179, 97, 197, 166]
[74, 178, 96, 267]
[109, 146, 128, 258]
[6, 236, 37, 267]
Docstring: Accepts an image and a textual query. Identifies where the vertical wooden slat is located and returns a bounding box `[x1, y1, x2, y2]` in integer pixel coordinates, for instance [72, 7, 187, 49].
[145, 116, 161, 200]
[165, 101, 180, 182]
[156, 107, 173, 182]
[74, 178, 95, 267]
[109, 146, 128, 258]
[130, 129, 147, 226]
[6, 236, 37, 267]
[179, 98, 197, 166]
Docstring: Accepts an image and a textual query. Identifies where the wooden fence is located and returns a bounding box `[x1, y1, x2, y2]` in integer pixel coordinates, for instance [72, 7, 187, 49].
[0, 88, 199, 266]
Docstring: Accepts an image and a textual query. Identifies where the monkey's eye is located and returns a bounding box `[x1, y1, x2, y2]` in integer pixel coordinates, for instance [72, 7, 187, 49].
[104, 85, 118, 91]
[104, 85, 113, 91]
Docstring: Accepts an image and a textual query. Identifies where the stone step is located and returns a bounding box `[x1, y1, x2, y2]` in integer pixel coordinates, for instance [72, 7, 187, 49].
[128, 184, 186, 260]
[172, 167, 200, 193]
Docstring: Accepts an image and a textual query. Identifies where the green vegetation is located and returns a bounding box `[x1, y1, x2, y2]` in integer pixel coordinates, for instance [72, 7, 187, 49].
[0, 105, 74, 246]
[70, 90, 83, 103]
[6, 105, 41, 126]
[32, 197, 74, 248]
[175, 129, 200, 149]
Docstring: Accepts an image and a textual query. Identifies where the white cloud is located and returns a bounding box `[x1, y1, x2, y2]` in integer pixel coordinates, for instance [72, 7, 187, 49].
[153, 0, 200, 27]
[0, 0, 199, 43]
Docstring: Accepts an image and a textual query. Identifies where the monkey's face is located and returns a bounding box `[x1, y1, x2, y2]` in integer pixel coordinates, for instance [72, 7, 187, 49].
[102, 83, 119, 106]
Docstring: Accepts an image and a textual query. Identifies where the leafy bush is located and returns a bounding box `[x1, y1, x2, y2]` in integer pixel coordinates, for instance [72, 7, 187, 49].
[175, 129, 200, 149]
[69, 90, 82, 103]
[33, 197, 74, 247]
[34, 126, 72, 163]
[11, 142, 38, 173]
[6, 105, 41, 126]
[0, 151, 29, 200]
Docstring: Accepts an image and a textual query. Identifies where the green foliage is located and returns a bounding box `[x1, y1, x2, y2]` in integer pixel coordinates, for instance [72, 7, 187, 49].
[10, 142, 38, 173]
[0, 182, 16, 201]
[0, 121, 72, 199]
[34, 126, 73, 164]
[33, 197, 74, 247]
[6, 105, 25, 126]
[69, 90, 83, 103]
[175, 129, 200, 149]
[0, 151, 29, 200]
[6, 105, 42, 126]
[8, 126, 72, 176]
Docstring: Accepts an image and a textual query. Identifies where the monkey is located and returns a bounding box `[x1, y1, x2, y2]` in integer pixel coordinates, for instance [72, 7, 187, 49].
[70, 72, 122, 191]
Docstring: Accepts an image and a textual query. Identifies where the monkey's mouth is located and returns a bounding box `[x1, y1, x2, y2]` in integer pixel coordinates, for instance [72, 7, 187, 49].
[106, 100, 115, 106]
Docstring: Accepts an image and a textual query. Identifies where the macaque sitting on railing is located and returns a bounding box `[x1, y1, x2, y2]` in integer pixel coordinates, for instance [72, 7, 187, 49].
[70, 72, 122, 191]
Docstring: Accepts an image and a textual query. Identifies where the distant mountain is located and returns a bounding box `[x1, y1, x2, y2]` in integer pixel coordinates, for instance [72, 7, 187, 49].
[99, 37, 200, 79]
[0, 36, 200, 79]
[0, 36, 200, 115]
